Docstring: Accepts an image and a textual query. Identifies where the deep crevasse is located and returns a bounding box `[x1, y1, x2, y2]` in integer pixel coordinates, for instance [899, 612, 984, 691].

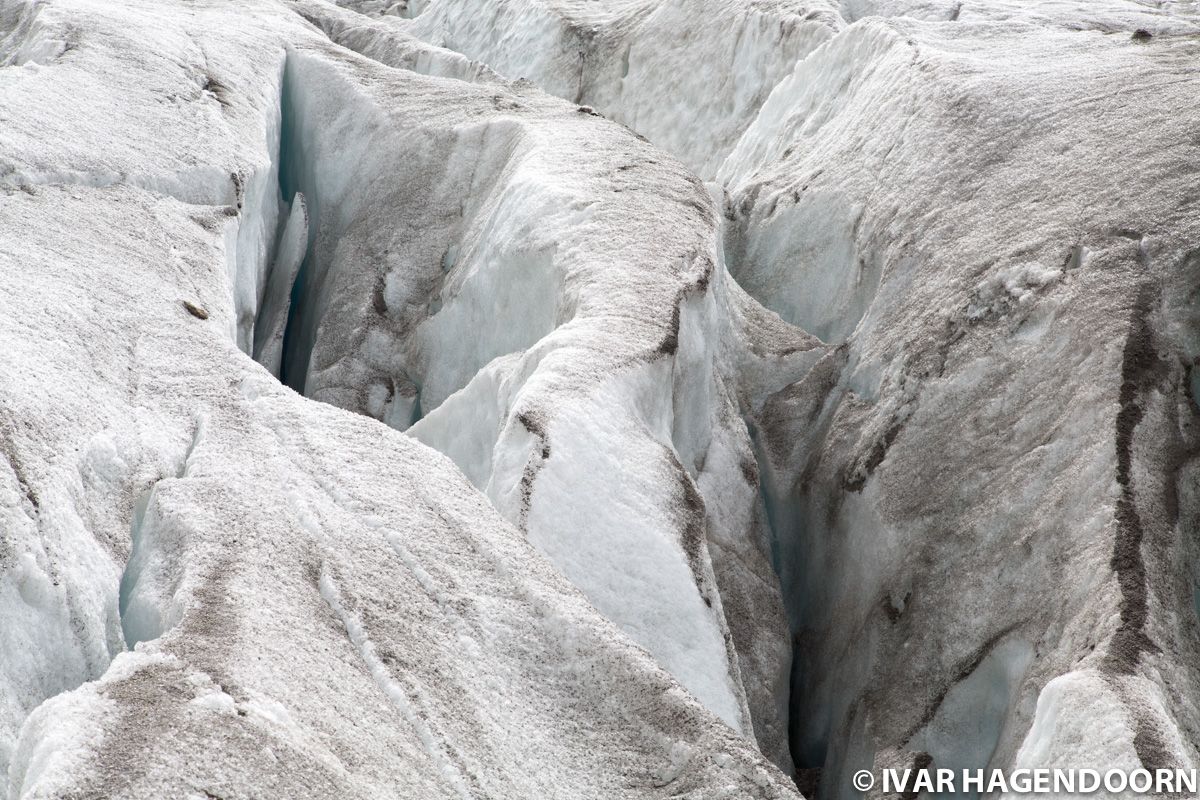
[379, 0, 1200, 793]
[259, 25, 796, 764]
[3, 0, 1200, 798]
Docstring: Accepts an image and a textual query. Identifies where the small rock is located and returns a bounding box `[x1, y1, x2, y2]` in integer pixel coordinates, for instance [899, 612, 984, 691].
[183, 300, 209, 320]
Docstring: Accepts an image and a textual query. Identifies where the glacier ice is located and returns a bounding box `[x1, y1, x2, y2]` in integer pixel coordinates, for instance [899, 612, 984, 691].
[2, 0, 1200, 797]
[0, 0, 796, 795]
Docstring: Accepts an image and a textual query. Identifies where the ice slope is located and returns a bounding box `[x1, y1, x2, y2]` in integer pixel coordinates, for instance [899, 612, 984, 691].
[277, 31, 764, 735]
[0, 185, 794, 800]
[257, 0, 805, 771]
[379, 0, 1200, 792]
[384, 0, 842, 179]
[837, 0, 1200, 31]
[0, 0, 802, 796]
[6, 0, 1200, 796]
[721, 14, 1200, 798]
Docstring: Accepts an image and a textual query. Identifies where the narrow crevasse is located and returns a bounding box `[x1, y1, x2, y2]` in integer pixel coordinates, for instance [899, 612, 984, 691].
[721, 14, 1200, 799]
[7, 1, 1200, 798]
[275, 50, 321, 394]
[116, 418, 206, 652]
[0, 2, 810, 797]
[249, 17, 801, 770]
[355, 0, 1200, 791]
[271, 41, 556, 420]
[0, 10, 296, 789]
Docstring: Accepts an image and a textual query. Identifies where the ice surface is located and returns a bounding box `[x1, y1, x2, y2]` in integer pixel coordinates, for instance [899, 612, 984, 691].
[906, 639, 1035, 800]
[253, 191, 308, 375]
[0, 180, 798, 799]
[3, 0, 1200, 796]
[252, 8, 798, 769]
[0, 0, 800, 796]
[726, 11, 1200, 797]
[401, 0, 841, 178]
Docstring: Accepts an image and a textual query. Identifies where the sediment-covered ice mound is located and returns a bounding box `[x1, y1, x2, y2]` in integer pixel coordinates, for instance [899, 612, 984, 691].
[2, 0, 1199, 797]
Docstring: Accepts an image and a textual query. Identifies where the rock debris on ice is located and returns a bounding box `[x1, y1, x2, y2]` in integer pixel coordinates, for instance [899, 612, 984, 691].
[1, 0, 1198, 798]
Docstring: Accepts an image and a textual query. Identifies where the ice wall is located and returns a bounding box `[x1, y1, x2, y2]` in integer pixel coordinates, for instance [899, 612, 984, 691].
[731, 13, 1200, 797]
[402, 0, 840, 179]
[0, 1, 804, 797]
[257, 30, 798, 761]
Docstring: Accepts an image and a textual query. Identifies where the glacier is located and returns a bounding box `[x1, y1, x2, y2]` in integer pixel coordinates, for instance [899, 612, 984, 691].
[1, 0, 1199, 797]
